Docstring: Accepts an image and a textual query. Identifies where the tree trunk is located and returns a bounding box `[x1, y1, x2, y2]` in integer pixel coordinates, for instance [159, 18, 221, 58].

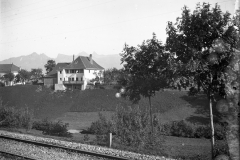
[209, 93, 215, 159]
[148, 96, 154, 134]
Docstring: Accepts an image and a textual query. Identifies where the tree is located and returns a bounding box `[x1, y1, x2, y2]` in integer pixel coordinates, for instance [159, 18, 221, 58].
[165, 3, 238, 159]
[216, 9, 240, 160]
[44, 60, 56, 74]
[233, 10, 240, 49]
[119, 33, 170, 134]
[104, 68, 122, 84]
[16, 69, 31, 82]
[30, 68, 43, 80]
[3, 73, 15, 82]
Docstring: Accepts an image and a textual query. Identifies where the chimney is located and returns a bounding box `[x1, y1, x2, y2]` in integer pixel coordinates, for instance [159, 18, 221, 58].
[89, 54, 93, 64]
[73, 55, 75, 62]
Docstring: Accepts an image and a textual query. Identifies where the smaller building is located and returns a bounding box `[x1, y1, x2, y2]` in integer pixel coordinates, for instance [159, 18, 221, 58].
[0, 64, 20, 77]
[44, 63, 70, 88]
[0, 63, 21, 86]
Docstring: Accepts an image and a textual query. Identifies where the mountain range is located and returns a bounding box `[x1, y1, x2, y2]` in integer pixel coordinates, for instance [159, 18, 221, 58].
[0, 52, 123, 73]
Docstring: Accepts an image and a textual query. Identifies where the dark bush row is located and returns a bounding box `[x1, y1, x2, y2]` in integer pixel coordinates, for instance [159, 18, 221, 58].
[85, 113, 114, 135]
[32, 119, 72, 137]
[158, 120, 226, 140]
[86, 106, 229, 158]
[0, 99, 72, 138]
[87, 107, 164, 150]
[87, 112, 226, 141]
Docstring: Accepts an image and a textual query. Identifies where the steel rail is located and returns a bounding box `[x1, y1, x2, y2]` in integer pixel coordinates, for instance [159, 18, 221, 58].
[0, 135, 130, 160]
[0, 150, 37, 160]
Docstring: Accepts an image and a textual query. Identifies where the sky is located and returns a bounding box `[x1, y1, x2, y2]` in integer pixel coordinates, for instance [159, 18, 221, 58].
[0, 0, 238, 61]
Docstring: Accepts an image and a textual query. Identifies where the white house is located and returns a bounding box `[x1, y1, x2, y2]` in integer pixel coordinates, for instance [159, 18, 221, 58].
[44, 54, 104, 90]
[0, 64, 21, 86]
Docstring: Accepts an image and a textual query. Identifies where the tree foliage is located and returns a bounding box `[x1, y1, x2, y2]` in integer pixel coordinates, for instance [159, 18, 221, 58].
[233, 10, 240, 49]
[120, 33, 169, 102]
[165, 3, 238, 97]
[30, 68, 43, 80]
[44, 60, 56, 74]
[3, 73, 15, 82]
[16, 69, 31, 82]
[104, 68, 122, 85]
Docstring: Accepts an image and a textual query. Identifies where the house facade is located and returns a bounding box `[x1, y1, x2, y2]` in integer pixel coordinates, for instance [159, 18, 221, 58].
[44, 54, 104, 90]
[0, 64, 21, 86]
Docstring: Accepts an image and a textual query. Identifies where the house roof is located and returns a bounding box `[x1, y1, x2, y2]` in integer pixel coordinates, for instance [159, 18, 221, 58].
[45, 63, 70, 78]
[0, 64, 20, 73]
[64, 56, 104, 70]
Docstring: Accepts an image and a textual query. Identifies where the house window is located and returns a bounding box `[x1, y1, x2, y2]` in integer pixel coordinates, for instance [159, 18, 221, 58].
[60, 78, 62, 81]
[68, 78, 71, 81]
[64, 78, 65, 81]
[66, 70, 69, 73]
[60, 71, 62, 74]
[81, 77, 83, 81]
[72, 77, 74, 81]
[78, 69, 83, 73]
[76, 78, 78, 81]
[89, 70, 90, 73]
[71, 70, 76, 73]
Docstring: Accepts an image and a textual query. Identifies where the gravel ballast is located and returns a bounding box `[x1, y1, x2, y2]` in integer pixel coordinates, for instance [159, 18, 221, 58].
[0, 130, 176, 160]
[0, 138, 105, 160]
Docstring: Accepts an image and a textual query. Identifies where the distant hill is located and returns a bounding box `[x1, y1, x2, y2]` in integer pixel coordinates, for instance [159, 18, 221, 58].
[0, 52, 123, 73]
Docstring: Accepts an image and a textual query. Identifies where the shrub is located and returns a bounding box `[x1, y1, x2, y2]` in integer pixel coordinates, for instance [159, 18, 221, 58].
[194, 125, 208, 138]
[113, 106, 150, 147]
[188, 87, 199, 96]
[113, 106, 164, 149]
[213, 140, 230, 158]
[83, 134, 90, 142]
[170, 120, 195, 138]
[32, 119, 72, 137]
[0, 82, 5, 87]
[95, 135, 108, 146]
[88, 106, 164, 150]
[157, 123, 171, 136]
[214, 123, 226, 140]
[32, 118, 51, 131]
[18, 107, 33, 131]
[0, 99, 33, 130]
[158, 120, 226, 140]
[87, 112, 114, 135]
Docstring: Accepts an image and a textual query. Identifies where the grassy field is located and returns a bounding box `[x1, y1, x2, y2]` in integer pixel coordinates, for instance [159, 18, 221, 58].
[0, 85, 192, 119]
[0, 85, 222, 159]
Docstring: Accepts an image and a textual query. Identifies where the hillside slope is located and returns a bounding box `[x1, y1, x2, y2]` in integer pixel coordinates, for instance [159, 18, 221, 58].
[0, 86, 190, 119]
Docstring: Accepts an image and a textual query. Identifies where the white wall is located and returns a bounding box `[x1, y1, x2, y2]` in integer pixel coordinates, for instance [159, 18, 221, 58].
[57, 68, 104, 90]
[84, 69, 104, 82]
[58, 69, 85, 83]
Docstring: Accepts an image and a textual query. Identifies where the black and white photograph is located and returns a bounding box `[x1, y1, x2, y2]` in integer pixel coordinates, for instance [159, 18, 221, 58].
[0, 0, 240, 159]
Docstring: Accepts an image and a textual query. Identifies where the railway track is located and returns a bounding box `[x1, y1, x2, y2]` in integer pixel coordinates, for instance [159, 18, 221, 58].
[0, 130, 175, 160]
[0, 150, 36, 160]
[0, 134, 129, 160]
